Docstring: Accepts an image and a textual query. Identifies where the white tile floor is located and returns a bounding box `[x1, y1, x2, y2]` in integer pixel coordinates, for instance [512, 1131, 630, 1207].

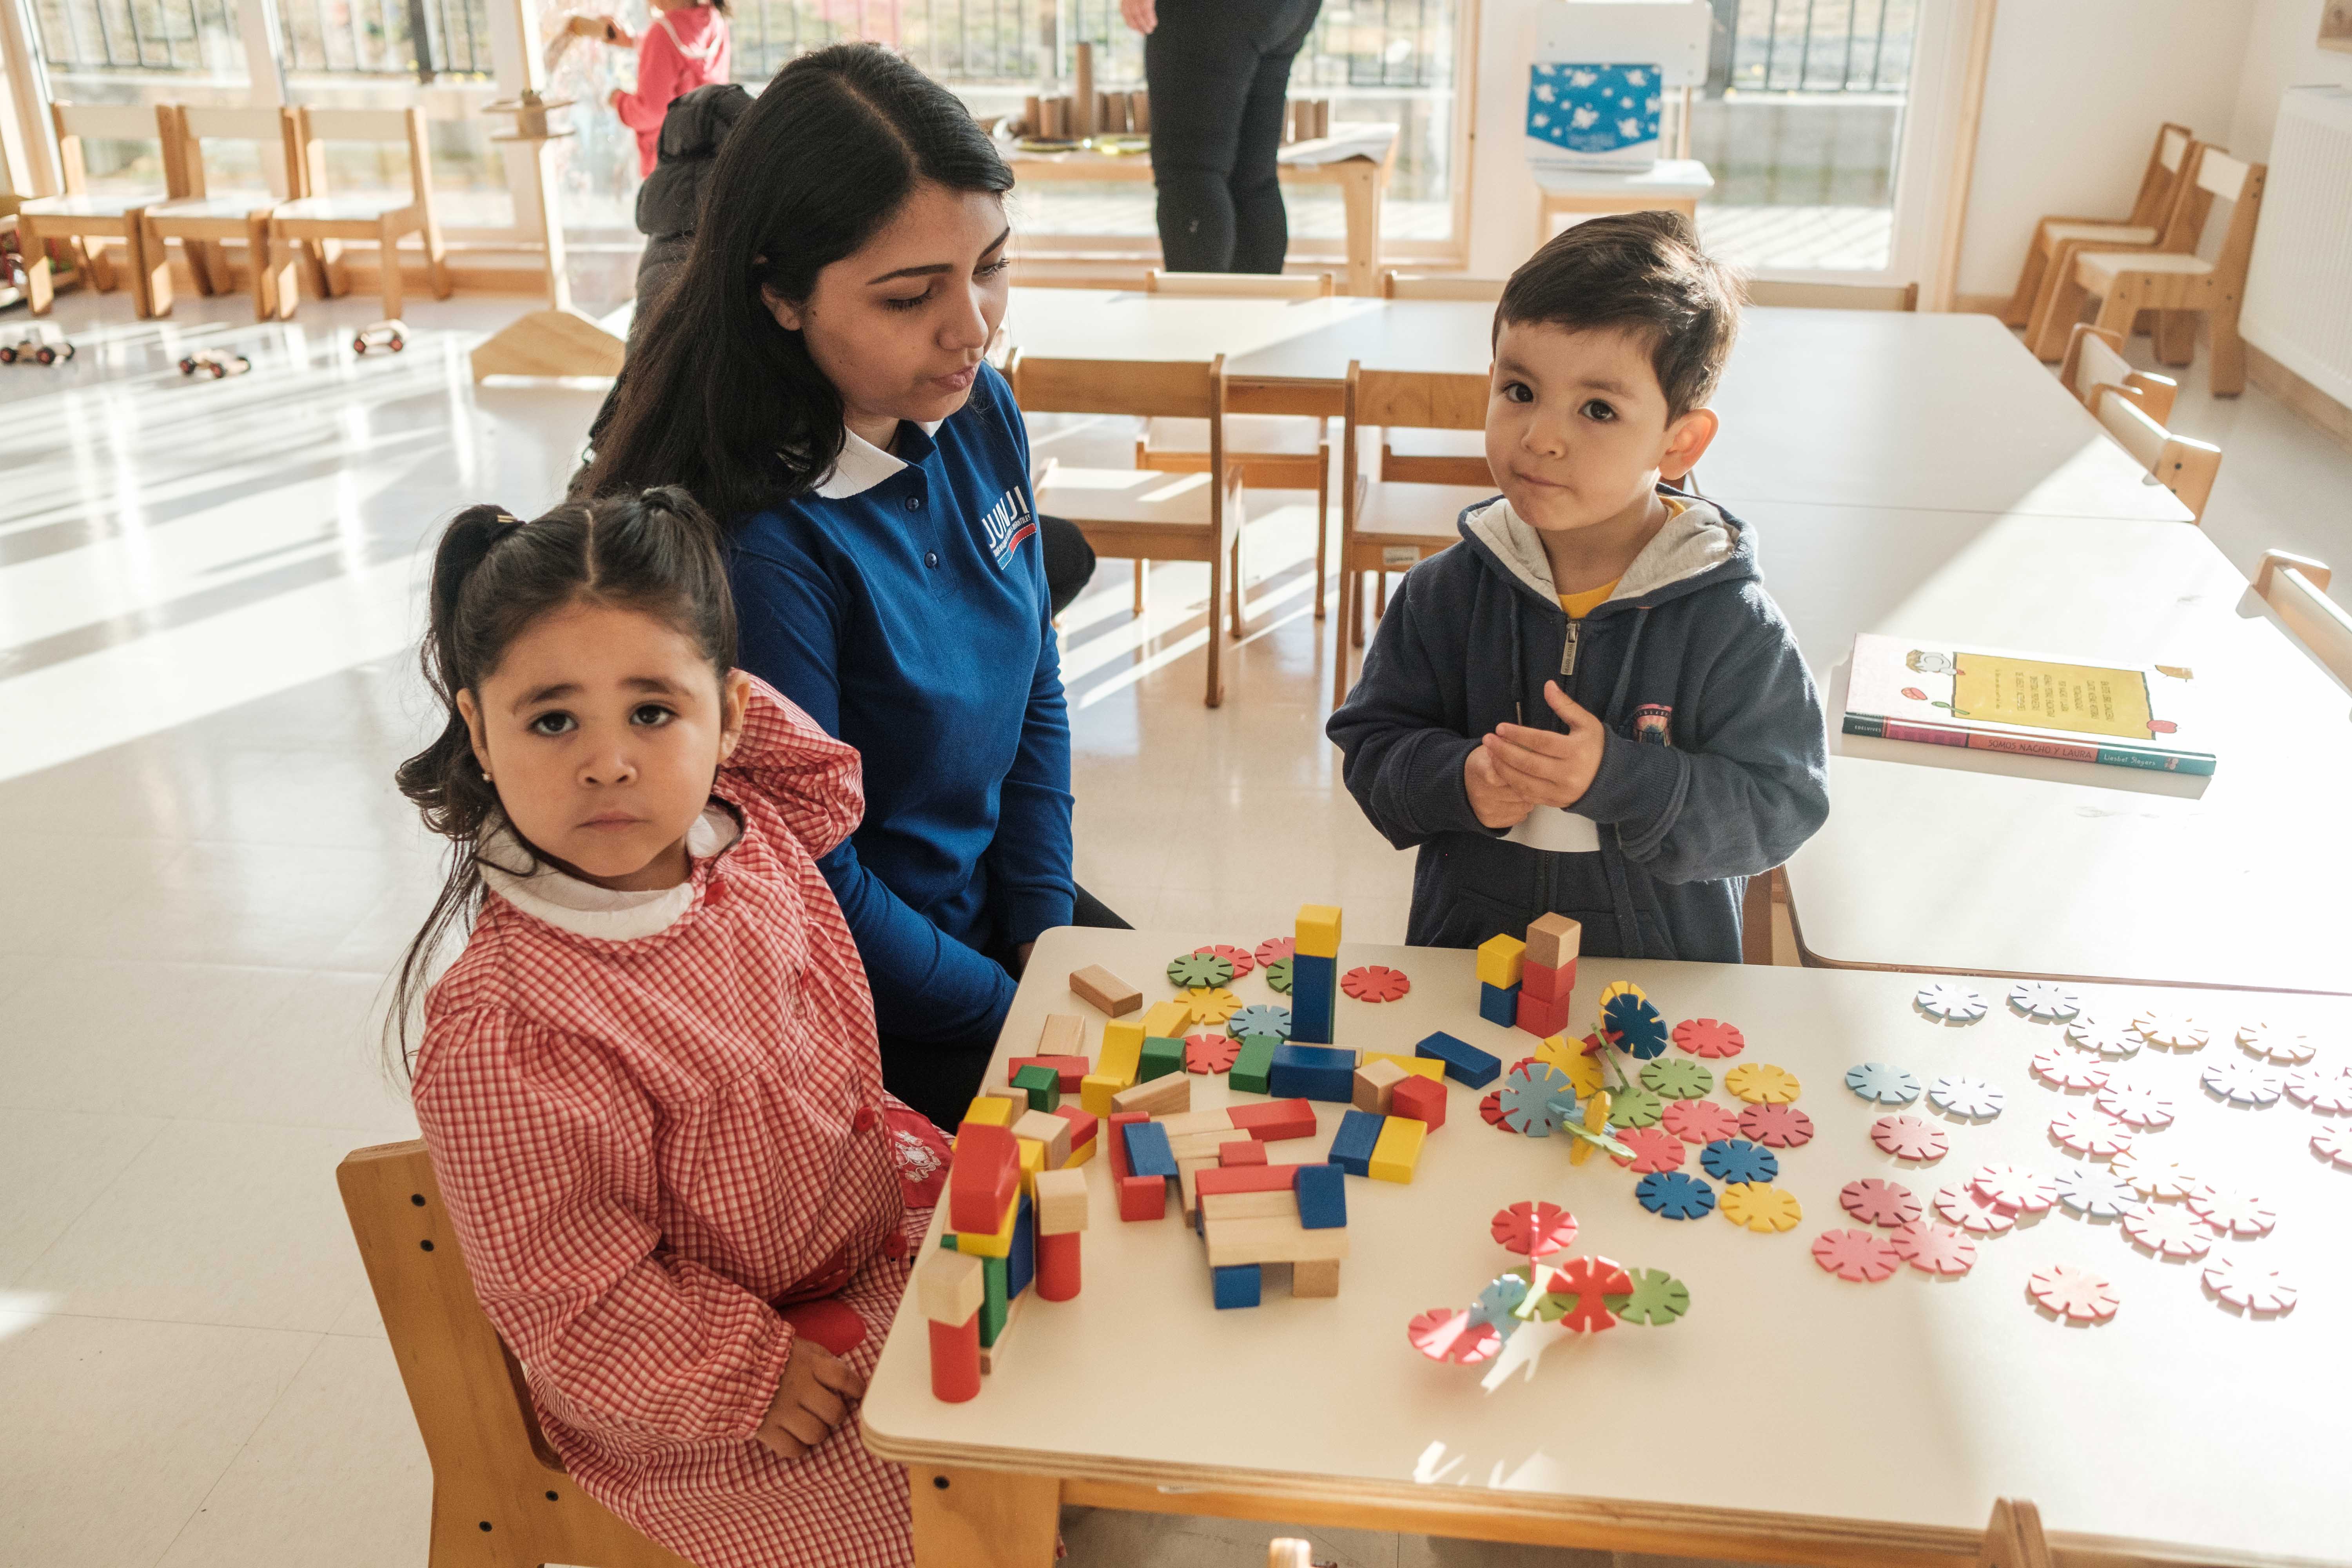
[3, 285, 2347, 1568]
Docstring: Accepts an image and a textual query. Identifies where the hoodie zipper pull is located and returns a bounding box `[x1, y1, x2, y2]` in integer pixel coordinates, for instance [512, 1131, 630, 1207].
[1561, 621, 1581, 681]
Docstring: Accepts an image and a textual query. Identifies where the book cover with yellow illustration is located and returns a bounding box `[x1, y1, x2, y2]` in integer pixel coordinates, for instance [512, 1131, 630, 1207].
[1844, 633, 2214, 775]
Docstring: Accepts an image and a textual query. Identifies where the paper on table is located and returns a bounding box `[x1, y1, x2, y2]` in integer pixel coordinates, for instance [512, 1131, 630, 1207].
[1278, 122, 1399, 166]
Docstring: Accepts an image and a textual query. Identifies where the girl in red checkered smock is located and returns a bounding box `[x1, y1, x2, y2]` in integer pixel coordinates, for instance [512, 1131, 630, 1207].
[390, 488, 946, 1568]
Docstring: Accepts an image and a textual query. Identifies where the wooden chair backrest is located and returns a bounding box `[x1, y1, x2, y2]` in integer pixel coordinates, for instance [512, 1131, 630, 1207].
[2127, 122, 2197, 229]
[2091, 386, 2220, 520]
[163, 104, 300, 200]
[292, 105, 434, 205]
[2062, 323, 2178, 425]
[2254, 552, 2352, 690]
[1745, 279, 1919, 311]
[48, 101, 167, 194]
[2198, 153, 2267, 287]
[2145, 140, 2217, 251]
[1146, 269, 1333, 299]
[1381, 270, 1505, 301]
[1975, 1498, 2054, 1568]
[1348, 363, 1489, 432]
[1006, 348, 1224, 420]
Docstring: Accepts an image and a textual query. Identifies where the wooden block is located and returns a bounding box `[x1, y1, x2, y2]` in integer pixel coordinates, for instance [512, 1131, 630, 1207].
[1219, 1140, 1268, 1167]
[1230, 1034, 1279, 1094]
[1157, 1108, 1238, 1138]
[1328, 1108, 1383, 1176]
[1167, 1128, 1254, 1162]
[1358, 1052, 1446, 1082]
[1515, 989, 1571, 1039]
[1035, 1228, 1081, 1301]
[1196, 1163, 1303, 1197]
[1203, 1211, 1351, 1268]
[1061, 1136, 1097, 1168]
[949, 1123, 1020, 1234]
[917, 1247, 988, 1324]
[1522, 958, 1571, 1005]
[1105, 1111, 1146, 1180]
[1295, 903, 1343, 959]
[982, 1083, 1031, 1111]
[928, 1312, 980, 1401]
[1014, 1137, 1045, 1198]
[979, 1280, 1022, 1367]
[1391, 1073, 1447, 1131]
[1123, 1120, 1178, 1179]
[1352, 1058, 1408, 1114]
[1368, 1115, 1426, 1184]
[1212, 1262, 1261, 1310]
[1138, 1035, 1185, 1082]
[1291, 1256, 1341, 1298]
[1112, 1073, 1190, 1116]
[1176, 1156, 1217, 1220]
[1007, 1054, 1089, 1091]
[1525, 913, 1582, 970]
[951, 1186, 1020, 1258]
[1011, 1062, 1061, 1112]
[1037, 1013, 1086, 1056]
[1269, 1042, 1354, 1102]
[1229, 1098, 1318, 1142]
[962, 1095, 1014, 1128]
[1294, 1161, 1347, 1230]
[1012, 1109, 1073, 1169]
[1071, 964, 1142, 1017]
[1140, 999, 1192, 1039]
[1051, 1105, 1098, 1154]
[1475, 933, 1526, 989]
[1478, 982, 1521, 1027]
[1201, 1189, 1298, 1221]
[1032, 1165, 1089, 1235]
[1416, 1030, 1500, 1089]
[1117, 1172, 1167, 1222]
[1079, 1074, 1122, 1116]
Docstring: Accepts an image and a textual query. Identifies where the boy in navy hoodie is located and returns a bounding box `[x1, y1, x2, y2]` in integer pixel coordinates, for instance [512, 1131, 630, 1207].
[1327, 212, 1828, 963]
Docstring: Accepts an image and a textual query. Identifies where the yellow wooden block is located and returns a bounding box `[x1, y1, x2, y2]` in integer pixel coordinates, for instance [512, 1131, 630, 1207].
[1295, 903, 1343, 959]
[1535, 1035, 1604, 1096]
[1368, 1115, 1426, 1184]
[1475, 933, 1526, 989]
[951, 1186, 1020, 1258]
[1098, 1022, 1144, 1085]
[1014, 1134, 1047, 1196]
[1080, 1074, 1122, 1116]
[1061, 1134, 1098, 1167]
[1140, 999, 1192, 1038]
[963, 1095, 1015, 1128]
[1359, 1051, 1446, 1082]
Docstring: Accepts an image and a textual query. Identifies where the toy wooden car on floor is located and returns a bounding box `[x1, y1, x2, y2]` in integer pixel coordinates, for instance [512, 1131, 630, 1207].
[0, 334, 75, 365]
[178, 350, 250, 378]
[354, 320, 406, 355]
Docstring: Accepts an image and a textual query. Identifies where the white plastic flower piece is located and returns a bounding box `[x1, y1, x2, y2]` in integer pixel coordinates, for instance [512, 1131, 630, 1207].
[2009, 981, 2080, 1022]
[1914, 982, 1987, 1024]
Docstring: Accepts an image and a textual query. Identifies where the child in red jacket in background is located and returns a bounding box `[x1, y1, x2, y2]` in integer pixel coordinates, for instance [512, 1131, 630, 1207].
[596, 0, 731, 176]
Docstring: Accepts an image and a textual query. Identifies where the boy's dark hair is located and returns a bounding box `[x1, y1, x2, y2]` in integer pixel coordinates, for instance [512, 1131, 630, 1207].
[385, 486, 736, 1071]
[1494, 211, 1740, 419]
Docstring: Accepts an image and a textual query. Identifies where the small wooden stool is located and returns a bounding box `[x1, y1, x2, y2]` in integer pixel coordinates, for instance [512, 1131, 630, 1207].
[1533, 158, 1715, 246]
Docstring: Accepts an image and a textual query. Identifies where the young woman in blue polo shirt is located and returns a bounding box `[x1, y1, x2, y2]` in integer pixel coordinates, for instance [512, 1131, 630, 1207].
[584, 44, 1123, 1129]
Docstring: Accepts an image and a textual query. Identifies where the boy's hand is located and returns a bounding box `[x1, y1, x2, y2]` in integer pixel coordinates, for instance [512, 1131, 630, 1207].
[1481, 682, 1608, 809]
[755, 1338, 866, 1461]
[1464, 746, 1535, 830]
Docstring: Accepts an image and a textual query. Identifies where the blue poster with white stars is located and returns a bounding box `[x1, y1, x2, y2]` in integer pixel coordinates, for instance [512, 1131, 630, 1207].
[1527, 62, 1663, 164]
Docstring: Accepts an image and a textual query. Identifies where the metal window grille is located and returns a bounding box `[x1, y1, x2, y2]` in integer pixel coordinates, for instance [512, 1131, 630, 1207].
[1709, 0, 1917, 95]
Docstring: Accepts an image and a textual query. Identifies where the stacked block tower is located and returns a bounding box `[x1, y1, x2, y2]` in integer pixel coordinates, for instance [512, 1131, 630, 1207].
[1478, 913, 1582, 1038]
[1291, 903, 1342, 1044]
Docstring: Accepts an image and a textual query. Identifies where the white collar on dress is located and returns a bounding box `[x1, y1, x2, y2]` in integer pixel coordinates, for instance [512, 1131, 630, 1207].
[477, 804, 742, 942]
[810, 419, 946, 500]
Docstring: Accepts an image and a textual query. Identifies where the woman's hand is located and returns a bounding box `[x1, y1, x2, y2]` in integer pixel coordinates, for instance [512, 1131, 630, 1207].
[754, 1338, 867, 1460]
[1120, 0, 1156, 34]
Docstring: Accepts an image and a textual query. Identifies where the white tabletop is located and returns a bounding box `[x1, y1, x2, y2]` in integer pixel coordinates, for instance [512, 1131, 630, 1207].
[1532, 157, 1716, 196]
[1754, 502, 2352, 993]
[864, 928, 2352, 1565]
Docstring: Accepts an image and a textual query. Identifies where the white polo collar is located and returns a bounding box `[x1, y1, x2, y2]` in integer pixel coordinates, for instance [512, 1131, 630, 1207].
[812, 420, 946, 500]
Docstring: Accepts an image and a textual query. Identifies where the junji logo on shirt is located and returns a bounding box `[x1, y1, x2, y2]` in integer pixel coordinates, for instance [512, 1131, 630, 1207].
[979, 486, 1038, 570]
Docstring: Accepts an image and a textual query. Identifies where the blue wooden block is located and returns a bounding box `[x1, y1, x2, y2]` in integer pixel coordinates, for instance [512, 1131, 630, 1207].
[1294, 1162, 1348, 1229]
[1004, 1193, 1035, 1300]
[1478, 982, 1521, 1028]
[1123, 1120, 1178, 1180]
[1328, 1108, 1384, 1176]
[1212, 1263, 1262, 1309]
[1268, 1042, 1355, 1102]
[1290, 952, 1337, 1044]
[1416, 1030, 1501, 1089]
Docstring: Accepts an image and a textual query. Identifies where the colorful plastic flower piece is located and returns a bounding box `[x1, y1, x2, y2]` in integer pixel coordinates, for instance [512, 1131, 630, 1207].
[1601, 991, 1671, 1060]
[1341, 964, 1411, 1004]
[2186, 1186, 2276, 1238]
[1719, 1181, 1803, 1233]
[2028, 1263, 2120, 1323]
[1971, 1163, 2057, 1216]
[2109, 1147, 2205, 1201]
[2031, 1046, 2109, 1092]
[1635, 1170, 1717, 1220]
[1468, 1274, 1532, 1340]
[1738, 1102, 1815, 1149]
[1871, 1114, 1949, 1162]
[2094, 1081, 2176, 1129]
[1934, 1183, 2015, 1236]
[1640, 1057, 1713, 1100]
[1699, 1138, 1778, 1185]
[1609, 1125, 1686, 1174]
[1607, 1085, 1664, 1129]
[1183, 986, 1242, 1025]
[2234, 1021, 2315, 1065]
[1892, 1222, 1977, 1276]
[1548, 1254, 1633, 1332]
[1604, 1266, 1690, 1325]
[1407, 1307, 1500, 1364]
[2201, 1058, 2283, 1108]
[1503, 1264, 1572, 1321]
[1671, 1017, 1746, 1058]
[1595, 979, 1647, 1015]
[1845, 1062, 1921, 1105]
[1253, 935, 1294, 967]
[1224, 1003, 1291, 1041]
[1662, 1098, 1740, 1145]
[1490, 1199, 1579, 1259]
[1811, 1227, 1901, 1282]
[1840, 1177, 1922, 1228]
[1167, 951, 1234, 990]
[1499, 1062, 1575, 1136]
[2123, 1204, 2216, 1260]
[1914, 982, 1987, 1024]
[1724, 1062, 1801, 1104]
[2285, 1065, 2352, 1114]
[2008, 981, 2081, 1022]
[1193, 942, 1256, 978]
[2202, 1255, 2298, 1316]
[1263, 958, 1292, 995]
[1183, 1033, 1240, 1074]
[1535, 1036, 1606, 1096]
[1478, 1090, 1508, 1129]
[2132, 1008, 2210, 1052]
[2047, 1108, 2136, 1158]
[1927, 1075, 2006, 1120]
[2065, 1014, 2141, 1058]
[2313, 1122, 2352, 1170]
[2052, 1169, 2141, 1221]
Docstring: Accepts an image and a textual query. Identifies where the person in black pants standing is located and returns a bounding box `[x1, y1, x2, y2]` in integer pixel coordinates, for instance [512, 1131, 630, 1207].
[1125, 0, 1323, 274]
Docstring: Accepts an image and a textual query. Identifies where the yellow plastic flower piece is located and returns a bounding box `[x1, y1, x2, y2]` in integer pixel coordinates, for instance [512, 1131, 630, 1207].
[1183, 986, 1242, 1025]
[1569, 1089, 1612, 1166]
[1719, 1182, 1803, 1233]
[1725, 1062, 1802, 1104]
[1595, 979, 1646, 1032]
[1536, 1034, 1606, 1096]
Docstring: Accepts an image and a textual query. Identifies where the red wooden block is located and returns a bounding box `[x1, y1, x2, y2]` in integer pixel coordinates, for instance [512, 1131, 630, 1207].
[928, 1312, 980, 1402]
[1007, 1055, 1090, 1091]
[1219, 1140, 1269, 1166]
[1106, 1111, 1147, 1181]
[1118, 1173, 1168, 1222]
[949, 1123, 1020, 1234]
[1515, 990, 1571, 1038]
[1521, 958, 1573, 1004]
[1051, 1105, 1098, 1153]
[1391, 1074, 1447, 1131]
[1229, 1098, 1318, 1142]
[1036, 1230, 1082, 1300]
[1195, 1163, 1305, 1197]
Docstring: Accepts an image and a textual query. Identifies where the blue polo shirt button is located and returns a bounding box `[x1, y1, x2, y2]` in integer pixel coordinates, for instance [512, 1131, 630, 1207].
[904, 495, 922, 511]
[924, 551, 939, 568]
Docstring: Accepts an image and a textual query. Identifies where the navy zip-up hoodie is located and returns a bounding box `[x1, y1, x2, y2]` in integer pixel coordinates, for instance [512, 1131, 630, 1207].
[1327, 485, 1829, 962]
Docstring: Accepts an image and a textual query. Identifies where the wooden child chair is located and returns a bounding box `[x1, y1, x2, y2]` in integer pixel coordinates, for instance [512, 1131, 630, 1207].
[1010, 350, 1247, 706]
[2057, 150, 2266, 394]
[270, 105, 451, 321]
[2003, 122, 2194, 331]
[2060, 323, 2178, 425]
[338, 1140, 694, 1568]
[16, 102, 172, 318]
[1332, 362, 1492, 706]
[2254, 552, 2352, 689]
[1135, 269, 1335, 619]
[2087, 379, 2222, 521]
[2023, 139, 2216, 362]
[1380, 270, 1505, 301]
[143, 105, 303, 320]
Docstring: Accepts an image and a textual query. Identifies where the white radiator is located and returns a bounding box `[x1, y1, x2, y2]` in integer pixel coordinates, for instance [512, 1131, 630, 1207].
[2242, 86, 2352, 408]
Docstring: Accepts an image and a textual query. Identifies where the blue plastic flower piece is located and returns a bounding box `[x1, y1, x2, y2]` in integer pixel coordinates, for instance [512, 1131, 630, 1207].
[1500, 1062, 1573, 1136]
[1602, 993, 1671, 1059]
[1635, 1170, 1717, 1220]
[1845, 1061, 1921, 1104]
[1224, 1004, 1292, 1041]
[1699, 1138, 1779, 1185]
[1469, 1274, 1530, 1340]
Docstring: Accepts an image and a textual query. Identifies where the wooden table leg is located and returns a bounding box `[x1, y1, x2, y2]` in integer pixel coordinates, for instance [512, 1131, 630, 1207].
[1340, 158, 1382, 297]
[906, 1463, 1059, 1568]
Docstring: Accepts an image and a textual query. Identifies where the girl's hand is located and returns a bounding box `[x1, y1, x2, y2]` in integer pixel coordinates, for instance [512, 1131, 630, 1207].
[1464, 745, 1534, 831]
[1480, 682, 1607, 810]
[755, 1339, 866, 1460]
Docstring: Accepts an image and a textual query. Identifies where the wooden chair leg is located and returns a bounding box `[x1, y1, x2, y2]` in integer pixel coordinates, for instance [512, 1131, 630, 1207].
[1374, 571, 1388, 619]
[1312, 457, 1329, 620]
[1330, 564, 1354, 710]
[25, 243, 53, 314]
[1205, 534, 1227, 708]
[379, 220, 404, 321]
[246, 215, 276, 320]
[2156, 309, 2198, 368]
[2207, 300, 2246, 397]
[2089, 278, 2143, 344]
[2000, 237, 2048, 328]
[1228, 527, 1245, 640]
[2027, 249, 2092, 361]
[1350, 571, 1368, 648]
[131, 213, 171, 318]
[73, 236, 117, 294]
[1132, 559, 1148, 618]
[301, 238, 334, 300]
[189, 239, 226, 296]
[423, 217, 452, 300]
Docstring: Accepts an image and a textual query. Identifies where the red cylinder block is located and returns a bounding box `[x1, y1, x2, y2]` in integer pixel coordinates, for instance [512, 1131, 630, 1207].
[1036, 1230, 1083, 1301]
[928, 1313, 981, 1403]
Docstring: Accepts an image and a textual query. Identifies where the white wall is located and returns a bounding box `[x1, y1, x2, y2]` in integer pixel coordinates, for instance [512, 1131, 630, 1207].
[1464, 0, 1539, 279]
[2230, 0, 2352, 160]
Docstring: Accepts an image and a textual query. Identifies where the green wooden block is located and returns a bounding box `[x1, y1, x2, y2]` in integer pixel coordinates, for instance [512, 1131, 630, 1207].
[1011, 1062, 1061, 1112]
[1138, 1036, 1186, 1083]
[1230, 1034, 1279, 1095]
[979, 1253, 1009, 1345]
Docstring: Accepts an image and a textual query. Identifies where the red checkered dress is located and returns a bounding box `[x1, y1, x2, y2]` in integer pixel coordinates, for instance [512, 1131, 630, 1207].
[412, 679, 941, 1568]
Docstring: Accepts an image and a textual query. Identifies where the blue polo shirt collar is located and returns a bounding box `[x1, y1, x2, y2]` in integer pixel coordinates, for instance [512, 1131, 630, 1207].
[811, 419, 946, 500]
